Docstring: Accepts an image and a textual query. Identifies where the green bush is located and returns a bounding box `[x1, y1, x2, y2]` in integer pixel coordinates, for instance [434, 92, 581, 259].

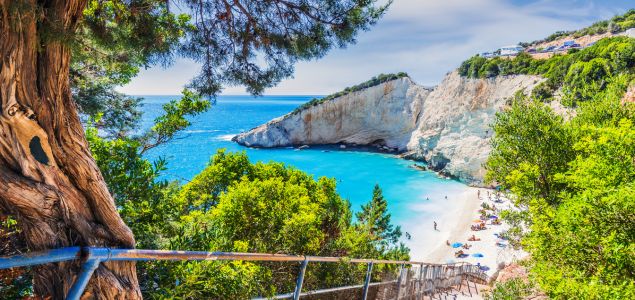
[483, 278, 535, 300]
[486, 76, 635, 298]
[526, 120, 635, 299]
[138, 150, 409, 298]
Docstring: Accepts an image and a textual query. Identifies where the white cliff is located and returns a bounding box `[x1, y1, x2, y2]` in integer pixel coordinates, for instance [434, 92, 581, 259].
[407, 71, 544, 185]
[233, 71, 545, 186]
[233, 77, 430, 151]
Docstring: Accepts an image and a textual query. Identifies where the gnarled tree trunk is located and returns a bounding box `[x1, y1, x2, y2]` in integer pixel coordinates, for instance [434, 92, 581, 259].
[0, 0, 141, 298]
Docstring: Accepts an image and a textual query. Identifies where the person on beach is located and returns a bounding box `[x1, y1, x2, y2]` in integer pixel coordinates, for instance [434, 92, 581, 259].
[446, 240, 450, 246]
[445, 195, 448, 200]
[468, 234, 481, 241]
[434, 221, 438, 231]
[477, 190, 480, 199]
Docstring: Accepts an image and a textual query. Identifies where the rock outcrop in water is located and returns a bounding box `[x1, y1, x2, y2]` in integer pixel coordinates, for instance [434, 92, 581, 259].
[233, 71, 544, 186]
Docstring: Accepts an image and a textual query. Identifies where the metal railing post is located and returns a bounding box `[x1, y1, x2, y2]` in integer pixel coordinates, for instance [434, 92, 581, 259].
[0, 247, 489, 299]
[66, 259, 101, 300]
[292, 259, 309, 300]
[416, 264, 424, 300]
[424, 264, 429, 299]
[395, 263, 404, 300]
[431, 265, 438, 296]
[361, 261, 374, 300]
[457, 264, 465, 294]
[466, 265, 473, 297]
[66, 248, 110, 300]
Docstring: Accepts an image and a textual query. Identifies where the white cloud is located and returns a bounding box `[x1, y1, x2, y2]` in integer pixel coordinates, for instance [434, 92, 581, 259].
[117, 0, 634, 96]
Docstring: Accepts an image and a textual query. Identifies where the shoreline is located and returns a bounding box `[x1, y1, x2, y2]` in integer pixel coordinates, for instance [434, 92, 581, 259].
[229, 142, 512, 274]
[406, 187, 526, 278]
[425, 187, 482, 263]
[238, 142, 492, 188]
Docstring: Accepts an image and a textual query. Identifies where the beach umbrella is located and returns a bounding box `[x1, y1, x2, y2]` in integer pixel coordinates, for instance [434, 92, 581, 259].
[489, 215, 498, 219]
[451, 242, 463, 248]
[479, 265, 490, 271]
[472, 253, 484, 258]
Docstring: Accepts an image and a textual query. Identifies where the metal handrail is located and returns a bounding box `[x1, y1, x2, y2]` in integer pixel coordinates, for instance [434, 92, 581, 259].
[0, 247, 488, 300]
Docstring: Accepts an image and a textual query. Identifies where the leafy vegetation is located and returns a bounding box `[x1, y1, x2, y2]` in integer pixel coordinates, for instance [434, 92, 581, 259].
[521, 9, 635, 46]
[482, 14, 635, 298]
[1, 0, 398, 297]
[137, 152, 407, 298]
[292, 72, 409, 114]
[0, 216, 31, 299]
[356, 184, 402, 244]
[486, 76, 635, 297]
[84, 99, 410, 298]
[459, 37, 635, 106]
[483, 278, 536, 300]
[70, 0, 191, 137]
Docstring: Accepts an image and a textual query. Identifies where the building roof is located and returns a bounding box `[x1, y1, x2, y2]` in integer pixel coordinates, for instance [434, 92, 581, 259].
[500, 45, 524, 50]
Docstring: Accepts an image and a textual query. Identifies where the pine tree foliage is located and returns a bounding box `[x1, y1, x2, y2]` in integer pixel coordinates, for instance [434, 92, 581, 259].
[356, 184, 402, 246]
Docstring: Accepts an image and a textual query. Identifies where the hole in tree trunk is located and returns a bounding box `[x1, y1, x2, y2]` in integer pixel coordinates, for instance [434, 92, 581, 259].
[29, 136, 49, 165]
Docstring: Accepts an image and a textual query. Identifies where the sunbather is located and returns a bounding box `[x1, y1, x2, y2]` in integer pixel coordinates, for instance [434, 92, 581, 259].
[468, 234, 481, 241]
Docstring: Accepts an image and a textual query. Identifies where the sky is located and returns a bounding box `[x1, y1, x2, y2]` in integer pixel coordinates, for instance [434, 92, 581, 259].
[118, 0, 635, 96]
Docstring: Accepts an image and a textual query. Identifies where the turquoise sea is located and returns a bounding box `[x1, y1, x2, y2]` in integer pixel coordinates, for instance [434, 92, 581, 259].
[140, 95, 471, 257]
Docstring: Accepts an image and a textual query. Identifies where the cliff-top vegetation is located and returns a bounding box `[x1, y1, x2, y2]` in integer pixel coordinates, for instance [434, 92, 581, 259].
[459, 37, 635, 106]
[522, 9, 635, 46]
[479, 13, 635, 298]
[292, 72, 409, 114]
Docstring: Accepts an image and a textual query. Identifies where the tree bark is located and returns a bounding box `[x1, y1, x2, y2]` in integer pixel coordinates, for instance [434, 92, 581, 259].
[0, 0, 141, 298]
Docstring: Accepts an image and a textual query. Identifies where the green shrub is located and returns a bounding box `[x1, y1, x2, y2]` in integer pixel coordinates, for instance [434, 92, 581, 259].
[483, 278, 535, 300]
[486, 73, 635, 299]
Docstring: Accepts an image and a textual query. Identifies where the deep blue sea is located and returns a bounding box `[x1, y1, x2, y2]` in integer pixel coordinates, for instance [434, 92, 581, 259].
[139, 95, 471, 258]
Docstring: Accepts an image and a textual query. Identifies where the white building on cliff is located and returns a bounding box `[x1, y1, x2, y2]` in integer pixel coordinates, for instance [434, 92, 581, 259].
[499, 45, 524, 56]
[622, 28, 635, 38]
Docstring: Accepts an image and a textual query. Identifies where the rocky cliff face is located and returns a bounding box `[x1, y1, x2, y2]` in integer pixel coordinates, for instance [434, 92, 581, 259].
[233, 77, 430, 151]
[407, 71, 544, 185]
[233, 71, 545, 186]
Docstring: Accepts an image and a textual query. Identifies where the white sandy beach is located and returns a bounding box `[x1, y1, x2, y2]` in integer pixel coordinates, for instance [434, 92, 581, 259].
[404, 187, 526, 279]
